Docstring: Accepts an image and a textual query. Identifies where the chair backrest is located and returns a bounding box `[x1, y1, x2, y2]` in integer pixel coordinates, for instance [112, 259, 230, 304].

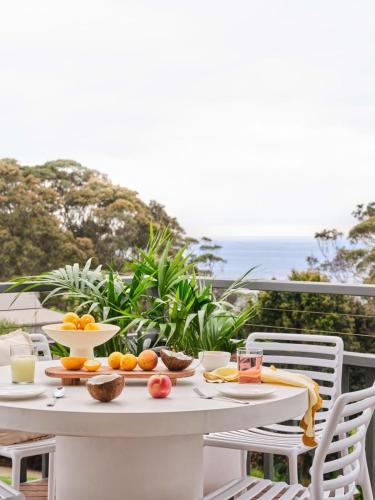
[310, 384, 375, 500]
[29, 333, 52, 361]
[247, 332, 344, 425]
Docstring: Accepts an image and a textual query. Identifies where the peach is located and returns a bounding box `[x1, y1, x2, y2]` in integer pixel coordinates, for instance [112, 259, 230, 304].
[138, 350, 158, 371]
[147, 374, 172, 398]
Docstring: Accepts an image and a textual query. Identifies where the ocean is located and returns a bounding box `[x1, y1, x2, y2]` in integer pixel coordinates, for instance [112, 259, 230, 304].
[208, 237, 319, 280]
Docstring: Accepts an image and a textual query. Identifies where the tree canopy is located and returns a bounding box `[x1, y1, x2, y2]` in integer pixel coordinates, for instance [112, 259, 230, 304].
[253, 270, 375, 352]
[0, 159, 183, 279]
[309, 202, 375, 283]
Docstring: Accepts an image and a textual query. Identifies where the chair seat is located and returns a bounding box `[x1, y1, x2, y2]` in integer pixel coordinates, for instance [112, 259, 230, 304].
[205, 426, 323, 455]
[203, 476, 359, 500]
[203, 476, 309, 500]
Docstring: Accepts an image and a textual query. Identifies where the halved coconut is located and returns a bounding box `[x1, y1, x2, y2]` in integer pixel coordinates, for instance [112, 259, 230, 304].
[160, 349, 193, 371]
[86, 374, 124, 402]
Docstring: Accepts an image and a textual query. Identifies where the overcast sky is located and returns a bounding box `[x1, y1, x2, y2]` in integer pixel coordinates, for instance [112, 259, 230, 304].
[1, 1, 374, 239]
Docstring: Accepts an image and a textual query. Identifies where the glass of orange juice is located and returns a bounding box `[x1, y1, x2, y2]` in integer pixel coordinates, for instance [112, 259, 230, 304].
[237, 347, 263, 383]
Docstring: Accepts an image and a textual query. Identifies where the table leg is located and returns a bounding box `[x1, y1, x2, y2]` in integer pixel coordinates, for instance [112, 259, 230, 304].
[55, 434, 203, 500]
[203, 446, 246, 495]
[61, 378, 80, 386]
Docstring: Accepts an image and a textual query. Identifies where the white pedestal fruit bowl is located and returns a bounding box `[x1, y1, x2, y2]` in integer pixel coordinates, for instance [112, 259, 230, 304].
[42, 323, 120, 358]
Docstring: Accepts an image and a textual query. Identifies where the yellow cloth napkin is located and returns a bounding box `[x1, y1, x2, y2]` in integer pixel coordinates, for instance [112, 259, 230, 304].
[203, 365, 322, 447]
[204, 367, 239, 383]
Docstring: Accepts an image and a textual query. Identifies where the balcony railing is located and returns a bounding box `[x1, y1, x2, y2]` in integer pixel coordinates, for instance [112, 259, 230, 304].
[1, 278, 375, 489]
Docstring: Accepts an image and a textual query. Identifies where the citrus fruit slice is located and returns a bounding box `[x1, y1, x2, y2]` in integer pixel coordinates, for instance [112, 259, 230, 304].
[84, 360, 102, 372]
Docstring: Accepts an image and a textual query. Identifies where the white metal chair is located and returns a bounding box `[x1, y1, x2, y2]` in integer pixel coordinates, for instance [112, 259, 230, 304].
[0, 334, 55, 497]
[204, 332, 344, 484]
[0, 480, 23, 499]
[204, 383, 375, 500]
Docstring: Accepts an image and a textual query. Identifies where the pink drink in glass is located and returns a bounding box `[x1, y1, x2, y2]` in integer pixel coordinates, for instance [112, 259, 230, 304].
[237, 348, 263, 383]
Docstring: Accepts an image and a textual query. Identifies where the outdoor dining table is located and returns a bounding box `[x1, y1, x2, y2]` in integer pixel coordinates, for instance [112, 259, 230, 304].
[0, 360, 308, 500]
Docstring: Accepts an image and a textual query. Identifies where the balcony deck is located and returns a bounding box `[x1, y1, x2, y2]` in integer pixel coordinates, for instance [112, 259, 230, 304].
[1, 278, 374, 495]
[20, 480, 47, 499]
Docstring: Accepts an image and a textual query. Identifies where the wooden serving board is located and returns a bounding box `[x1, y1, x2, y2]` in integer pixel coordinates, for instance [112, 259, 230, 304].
[45, 365, 195, 386]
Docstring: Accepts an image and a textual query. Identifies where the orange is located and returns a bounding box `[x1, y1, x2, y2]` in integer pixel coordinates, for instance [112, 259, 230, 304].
[60, 357, 87, 370]
[84, 323, 100, 331]
[84, 359, 101, 372]
[120, 353, 137, 371]
[79, 314, 96, 330]
[63, 312, 80, 326]
[60, 322, 77, 331]
[108, 352, 123, 369]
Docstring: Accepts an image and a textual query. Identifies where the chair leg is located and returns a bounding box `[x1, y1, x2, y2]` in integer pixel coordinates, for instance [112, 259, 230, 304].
[358, 453, 374, 500]
[11, 456, 21, 491]
[288, 454, 299, 484]
[48, 451, 55, 500]
[240, 450, 247, 477]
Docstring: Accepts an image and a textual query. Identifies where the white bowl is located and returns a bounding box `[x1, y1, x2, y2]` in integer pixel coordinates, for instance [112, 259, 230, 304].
[198, 351, 231, 372]
[42, 323, 120, 358]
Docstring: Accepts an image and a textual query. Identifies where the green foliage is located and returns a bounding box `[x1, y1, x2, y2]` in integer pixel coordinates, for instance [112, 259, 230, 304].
[0, 320, 19, 335]
[13, 229, 255, 356]
[311, 201, 375, 283]
[129, 268, 256, 356]
[252, 270, 374, 353]
[186, 236, 226, 276]
[13, 259, 153, 355]
[0, 160, 93, 279]
[0, 158, 183, 280]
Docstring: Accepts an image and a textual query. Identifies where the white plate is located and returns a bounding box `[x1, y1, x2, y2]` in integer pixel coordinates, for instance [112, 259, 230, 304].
[0, 385, 46, 400]
[217, 383, 276, 399]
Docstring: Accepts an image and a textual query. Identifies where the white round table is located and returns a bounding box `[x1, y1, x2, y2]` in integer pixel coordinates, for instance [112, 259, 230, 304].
[0, 361, 308, 500]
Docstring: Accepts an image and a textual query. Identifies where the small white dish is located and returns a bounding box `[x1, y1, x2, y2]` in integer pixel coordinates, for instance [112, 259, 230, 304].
[198, 351, 231, 371]
[217, 383, 275, 399]
[0, 384, 46, 400]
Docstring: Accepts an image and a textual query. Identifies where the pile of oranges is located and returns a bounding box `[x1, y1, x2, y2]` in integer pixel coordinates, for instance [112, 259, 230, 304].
[108, 350, 158, 372]
[59, 312, 100, 331]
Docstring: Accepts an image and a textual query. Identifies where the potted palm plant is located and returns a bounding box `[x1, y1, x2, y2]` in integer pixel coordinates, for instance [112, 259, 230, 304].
[13, 227, 256, 358]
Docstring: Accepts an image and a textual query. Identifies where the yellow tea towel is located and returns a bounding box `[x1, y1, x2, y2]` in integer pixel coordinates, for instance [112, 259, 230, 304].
[203, 365, 322, 447]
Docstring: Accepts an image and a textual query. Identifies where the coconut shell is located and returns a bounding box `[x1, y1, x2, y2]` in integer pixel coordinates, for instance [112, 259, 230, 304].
[160, 349, 193, 371]
[87, 374, 124, 402]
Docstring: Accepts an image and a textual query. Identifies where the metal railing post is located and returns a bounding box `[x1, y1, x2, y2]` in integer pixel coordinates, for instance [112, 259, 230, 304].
[365, 366, 375, 491]
[342, 365, 350, 393]
[263, 453, 273, 480]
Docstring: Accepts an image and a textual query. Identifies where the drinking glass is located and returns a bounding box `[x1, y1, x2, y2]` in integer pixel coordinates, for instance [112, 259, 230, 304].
[10, 344, 37, 384]
[237, 347, 263, 383]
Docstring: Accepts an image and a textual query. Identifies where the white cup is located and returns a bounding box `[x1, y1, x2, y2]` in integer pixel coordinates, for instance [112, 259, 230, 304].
[198, 351, 231, 371]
